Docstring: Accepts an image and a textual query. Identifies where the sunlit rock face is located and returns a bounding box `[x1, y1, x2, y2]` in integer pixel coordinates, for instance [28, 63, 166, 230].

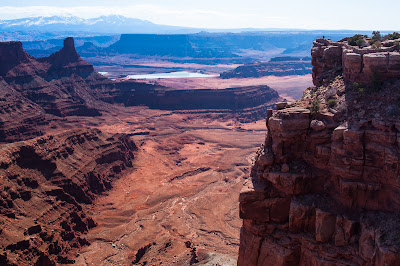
[312, 38, 400, 86]
[238, 36, 400, 265]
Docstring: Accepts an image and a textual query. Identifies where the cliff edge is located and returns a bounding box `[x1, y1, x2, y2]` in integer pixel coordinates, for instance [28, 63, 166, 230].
[238, 36, 400, 265]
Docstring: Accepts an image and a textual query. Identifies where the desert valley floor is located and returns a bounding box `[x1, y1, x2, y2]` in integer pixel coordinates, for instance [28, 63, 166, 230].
[62, 75, 310, 265]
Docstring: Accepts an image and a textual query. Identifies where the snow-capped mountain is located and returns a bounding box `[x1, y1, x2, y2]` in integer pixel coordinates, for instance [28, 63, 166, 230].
[0, 15, 188, 34]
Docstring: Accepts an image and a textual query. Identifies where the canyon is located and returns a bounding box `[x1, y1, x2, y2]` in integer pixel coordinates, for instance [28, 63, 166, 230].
[0, 37, 298, 265]
[238, 36, 400, 265]
[0, 37, 281, 143]
[4, 31, 398, 266]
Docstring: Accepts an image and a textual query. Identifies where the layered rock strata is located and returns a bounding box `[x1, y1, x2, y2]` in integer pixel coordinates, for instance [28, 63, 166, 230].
[220, 60, 312, 79]
[239, 37, 400, 265]
[312, 38, 400, 86]
[0, 128, 136, 265]
[0, 38, 281, 142]
[238, 104, 400, 265]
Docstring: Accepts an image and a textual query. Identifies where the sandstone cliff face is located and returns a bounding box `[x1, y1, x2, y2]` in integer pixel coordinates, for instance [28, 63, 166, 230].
[312, 38, 400, 86]
[239, 107, 400, 265]
[239, 38, 400, 265]
[0, 128, 136, 265]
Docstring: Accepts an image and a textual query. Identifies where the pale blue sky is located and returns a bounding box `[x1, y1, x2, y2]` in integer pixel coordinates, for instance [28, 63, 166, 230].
[1, 0, 399, 30]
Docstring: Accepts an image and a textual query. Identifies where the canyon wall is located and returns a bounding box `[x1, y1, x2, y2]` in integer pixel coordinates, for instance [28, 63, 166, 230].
[312, 38, 400, 86]
[0, 38, 281, 142]
[238, 37, 400, 265]
[0, 128, 136, 265]
[220, 60, 312, 79]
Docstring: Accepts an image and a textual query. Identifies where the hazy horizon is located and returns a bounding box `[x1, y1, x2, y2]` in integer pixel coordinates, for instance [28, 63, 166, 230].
[1, 0, 399, 31]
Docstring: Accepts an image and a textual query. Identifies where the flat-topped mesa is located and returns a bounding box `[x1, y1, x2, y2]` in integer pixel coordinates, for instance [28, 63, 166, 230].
[0, 41, 31, 76]
[312, 37, 400, 86]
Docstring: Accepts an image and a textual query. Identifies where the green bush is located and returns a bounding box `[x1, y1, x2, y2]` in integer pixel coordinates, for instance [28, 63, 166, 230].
[372, 31, 382, 41]
[348, 34, 365, 46]
[371, 41, 382, 49]
[309, 99, 320, 114]
[327, 99, 337, 108]
[387, 32, 400, 40]
[356, 39, 366, 48]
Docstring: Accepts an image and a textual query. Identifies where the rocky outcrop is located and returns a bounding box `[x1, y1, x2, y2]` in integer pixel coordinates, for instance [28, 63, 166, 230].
[311, 39, 343, 87]
[239, 104, 400, 265]
[42, 37, 95, 78]
[312, 38, 400, 86]
[0, 128, 136, 265]
[0, 42, 32, 76]
[239, 37, 400, 265]
[0, 37, 112, 142]
[220, 60, 312, 79]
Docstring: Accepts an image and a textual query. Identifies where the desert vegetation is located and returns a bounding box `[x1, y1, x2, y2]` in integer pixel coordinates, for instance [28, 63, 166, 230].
[348, 31, 400, 49]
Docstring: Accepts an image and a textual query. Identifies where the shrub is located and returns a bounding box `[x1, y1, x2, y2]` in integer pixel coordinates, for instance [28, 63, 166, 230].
[368, 31, 383, 47]
[356, 39, 366, 48]
[387, 32, 400, 40]
[372, 31, 382, 41]
[309, 99, 320, 114]
[371, 41, 382, 49]
[327, 99, 337, 108]
[348, 34, 365, 46]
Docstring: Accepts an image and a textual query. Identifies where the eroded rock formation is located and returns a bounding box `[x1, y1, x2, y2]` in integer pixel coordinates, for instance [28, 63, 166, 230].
[0, 38, 282, 142]
[0, 38, 111, 142]
[0, 128, 136, 265]
[239, 37, 400, 265]
[312, 38, 400, 86]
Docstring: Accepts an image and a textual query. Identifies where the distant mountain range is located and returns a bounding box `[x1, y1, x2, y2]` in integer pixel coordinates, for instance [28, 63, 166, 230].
[0, 15, 190, 34]
[0, 15, 378, 36]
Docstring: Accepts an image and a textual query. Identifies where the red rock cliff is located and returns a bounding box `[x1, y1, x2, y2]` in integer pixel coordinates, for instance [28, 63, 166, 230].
[0, 42, 32, 76]
[312, 37, 400, 86]
[0, 128, 136, 265]
[238, 37, 400, 265]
